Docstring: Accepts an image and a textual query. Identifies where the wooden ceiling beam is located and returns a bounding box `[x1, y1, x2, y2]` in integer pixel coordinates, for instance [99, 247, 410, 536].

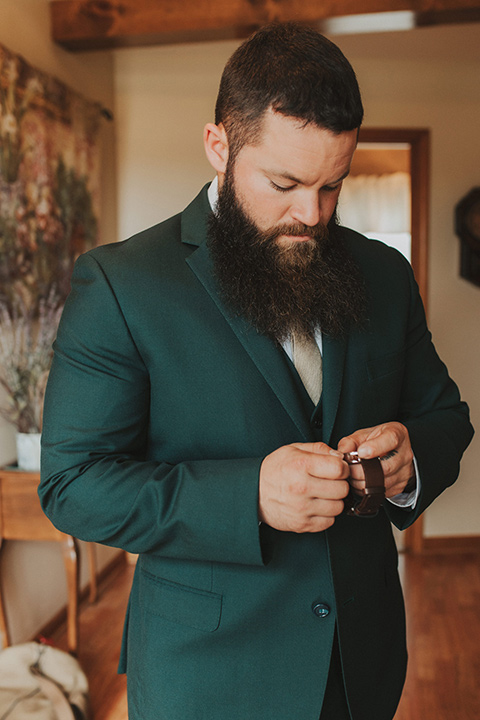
[50, 0, 480, 51]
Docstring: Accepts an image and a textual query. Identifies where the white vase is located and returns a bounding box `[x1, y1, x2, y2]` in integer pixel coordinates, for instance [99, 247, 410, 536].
[16, 432, 41, 472]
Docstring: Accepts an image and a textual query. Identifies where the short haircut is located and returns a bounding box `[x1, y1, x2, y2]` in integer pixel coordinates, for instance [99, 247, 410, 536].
[215, 22, 364, 161]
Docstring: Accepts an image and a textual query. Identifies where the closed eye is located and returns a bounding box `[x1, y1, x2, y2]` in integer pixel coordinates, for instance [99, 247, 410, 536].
[270, 180, 296, 193]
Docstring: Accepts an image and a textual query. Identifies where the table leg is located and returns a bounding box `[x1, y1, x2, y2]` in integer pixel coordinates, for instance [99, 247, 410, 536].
[0, 543, 10, 649]
[62, 535, 80, 655]
[87, 543, 97, 603]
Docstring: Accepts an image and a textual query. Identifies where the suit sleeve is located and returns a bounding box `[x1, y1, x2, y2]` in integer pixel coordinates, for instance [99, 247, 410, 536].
[39, 252, 266, 566]
[383, 254, 474, 529]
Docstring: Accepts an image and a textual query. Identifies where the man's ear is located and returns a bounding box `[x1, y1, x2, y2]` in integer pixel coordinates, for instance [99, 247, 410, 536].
[204, 123, 229, 174]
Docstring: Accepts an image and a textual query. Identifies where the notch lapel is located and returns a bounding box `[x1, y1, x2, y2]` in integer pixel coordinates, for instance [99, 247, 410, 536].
[186, 240, 312, 441]
[181, 184, 325, 442]
[321, 333, 348, 447]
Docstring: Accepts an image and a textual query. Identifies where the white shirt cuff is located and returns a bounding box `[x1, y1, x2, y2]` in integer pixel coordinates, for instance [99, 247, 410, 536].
[387, 455, 420, 509]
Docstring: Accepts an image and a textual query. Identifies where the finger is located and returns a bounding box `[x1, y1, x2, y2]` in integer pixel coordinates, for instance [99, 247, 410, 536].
[306, 454, 351, 483]
[357, 423, 408, 460]
[377, 447, 414, 486]
[309, 496, 346, 518]
[291, 441, 344, 460]
[378, 450, 404, 478]
[345, 461, 365, 482]
[293, 515, 337, 534]
[349, 478, 366, 492]
[311, 478, 351, 501]
[337, 427, 376, 455]
[383, 465, 416, 496]
[384, 479, 411, 498]
[288, 443, 349, 481]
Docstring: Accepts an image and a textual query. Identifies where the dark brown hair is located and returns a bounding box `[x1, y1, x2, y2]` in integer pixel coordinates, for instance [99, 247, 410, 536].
[215, 22, 364, 161]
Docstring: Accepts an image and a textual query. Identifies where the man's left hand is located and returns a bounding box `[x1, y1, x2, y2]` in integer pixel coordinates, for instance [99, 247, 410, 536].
[337, 422, 415, 498]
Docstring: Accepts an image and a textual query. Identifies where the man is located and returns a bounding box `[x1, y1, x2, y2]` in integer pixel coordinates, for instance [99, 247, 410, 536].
[39, 23, 473, 720]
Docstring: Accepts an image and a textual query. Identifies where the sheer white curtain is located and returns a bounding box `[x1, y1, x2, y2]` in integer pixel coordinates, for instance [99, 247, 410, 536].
[339, 172, 411, 261]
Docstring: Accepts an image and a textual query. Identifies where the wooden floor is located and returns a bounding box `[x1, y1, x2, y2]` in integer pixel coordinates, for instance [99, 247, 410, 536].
[395, 551, 480, 720]
[49, 559, 133, 720]
[49, 550, 480, 720]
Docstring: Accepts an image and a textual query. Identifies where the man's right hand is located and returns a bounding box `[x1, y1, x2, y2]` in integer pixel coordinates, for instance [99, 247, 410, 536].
[258, 442, 350, 533]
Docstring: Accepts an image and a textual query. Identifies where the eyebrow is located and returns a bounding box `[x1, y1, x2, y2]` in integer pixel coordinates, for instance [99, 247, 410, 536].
[270, 168, 351, 186]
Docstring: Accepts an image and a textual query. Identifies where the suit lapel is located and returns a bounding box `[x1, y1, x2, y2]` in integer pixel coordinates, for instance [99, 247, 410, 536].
[321, 333, 348, 446]
[186, 240, 312, 440]
[181, 185, 347, 444]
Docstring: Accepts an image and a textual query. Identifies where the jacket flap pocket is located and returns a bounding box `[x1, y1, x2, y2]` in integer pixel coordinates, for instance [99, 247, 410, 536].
[141, 569, 222, 632]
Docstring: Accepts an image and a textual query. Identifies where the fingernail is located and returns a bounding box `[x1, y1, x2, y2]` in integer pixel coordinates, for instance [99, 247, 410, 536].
[358, 446, 372, 458]
[329, 449, 344, 458]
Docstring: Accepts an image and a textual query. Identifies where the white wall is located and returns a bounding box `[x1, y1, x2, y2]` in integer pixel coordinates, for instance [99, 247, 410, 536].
[0, 0, 119, 646]
[114, 24, 480, 538]
[115, 41, 226, 238]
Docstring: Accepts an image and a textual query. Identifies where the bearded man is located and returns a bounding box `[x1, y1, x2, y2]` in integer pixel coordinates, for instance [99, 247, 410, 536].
[40, 23, 473, 720]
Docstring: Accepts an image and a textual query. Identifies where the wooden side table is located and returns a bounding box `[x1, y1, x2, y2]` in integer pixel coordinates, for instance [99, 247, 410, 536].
[0, 468, 97, 654]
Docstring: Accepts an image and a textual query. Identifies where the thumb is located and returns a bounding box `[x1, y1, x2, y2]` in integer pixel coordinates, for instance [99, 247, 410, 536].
[337, 426, 378, 455]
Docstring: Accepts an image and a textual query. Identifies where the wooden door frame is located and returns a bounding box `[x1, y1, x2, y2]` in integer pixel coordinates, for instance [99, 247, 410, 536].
[357, 127, 430, 553]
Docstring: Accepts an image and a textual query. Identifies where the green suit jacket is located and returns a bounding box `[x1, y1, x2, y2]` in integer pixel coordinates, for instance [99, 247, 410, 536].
[40, 186, 473, 720]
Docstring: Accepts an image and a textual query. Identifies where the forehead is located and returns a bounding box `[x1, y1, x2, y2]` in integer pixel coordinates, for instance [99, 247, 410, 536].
[237, 109, 357, 184]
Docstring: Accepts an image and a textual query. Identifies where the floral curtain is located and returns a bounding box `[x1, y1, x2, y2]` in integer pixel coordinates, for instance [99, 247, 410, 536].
[0, 43, 103, 309]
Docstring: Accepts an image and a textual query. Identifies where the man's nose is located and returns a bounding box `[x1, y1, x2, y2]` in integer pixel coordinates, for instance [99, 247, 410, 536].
[290, 194, 321, 227]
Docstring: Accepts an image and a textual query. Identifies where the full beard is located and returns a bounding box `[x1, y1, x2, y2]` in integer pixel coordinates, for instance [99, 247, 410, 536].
[207, 169, 367, 342]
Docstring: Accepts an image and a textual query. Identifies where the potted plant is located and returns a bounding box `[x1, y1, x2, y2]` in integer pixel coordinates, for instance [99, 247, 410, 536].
[0, 288, 63, 471]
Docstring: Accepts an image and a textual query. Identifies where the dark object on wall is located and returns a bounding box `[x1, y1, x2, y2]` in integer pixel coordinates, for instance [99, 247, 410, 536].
[455, 187, 480, 287]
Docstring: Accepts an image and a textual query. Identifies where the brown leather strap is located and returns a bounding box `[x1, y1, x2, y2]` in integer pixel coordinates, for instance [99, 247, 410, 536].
[344, 451, 385, 517]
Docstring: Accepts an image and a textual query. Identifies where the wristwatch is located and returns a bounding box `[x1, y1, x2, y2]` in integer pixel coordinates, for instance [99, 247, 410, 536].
[344, 451, 385, 517]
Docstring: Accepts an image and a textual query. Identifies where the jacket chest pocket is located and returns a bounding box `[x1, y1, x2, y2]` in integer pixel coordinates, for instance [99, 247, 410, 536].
[367, 348, 405, 382]
[365, 349, 406, 418]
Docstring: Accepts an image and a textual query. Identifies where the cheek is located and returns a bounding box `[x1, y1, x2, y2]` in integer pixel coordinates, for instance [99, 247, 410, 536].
[322, 190, 341, 222]
[257, 195, 289, 222]
[242, 188, 288, 227]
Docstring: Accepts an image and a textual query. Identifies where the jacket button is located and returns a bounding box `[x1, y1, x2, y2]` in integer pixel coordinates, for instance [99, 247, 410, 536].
[312, 417, 323, 429]
[312, 602, 330, 618]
